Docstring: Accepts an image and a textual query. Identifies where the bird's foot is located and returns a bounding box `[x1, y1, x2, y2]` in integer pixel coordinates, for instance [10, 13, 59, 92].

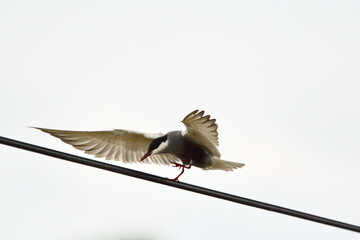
[166, 177, 180, 182]
[167, 162, 191, 181]
[170, 161, 191, 169]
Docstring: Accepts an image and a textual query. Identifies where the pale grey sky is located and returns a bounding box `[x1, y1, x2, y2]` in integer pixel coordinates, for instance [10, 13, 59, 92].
[1, 1, 359, 239]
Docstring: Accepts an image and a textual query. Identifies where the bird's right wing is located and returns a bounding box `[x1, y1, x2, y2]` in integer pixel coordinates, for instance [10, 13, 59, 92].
[35, 128, 181, 165]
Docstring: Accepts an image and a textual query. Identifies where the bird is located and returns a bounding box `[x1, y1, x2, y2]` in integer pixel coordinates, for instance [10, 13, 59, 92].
[34, 110, 245, 181]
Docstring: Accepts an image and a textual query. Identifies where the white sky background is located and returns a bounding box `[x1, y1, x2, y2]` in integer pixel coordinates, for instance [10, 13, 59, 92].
[1, 1, 360, 239]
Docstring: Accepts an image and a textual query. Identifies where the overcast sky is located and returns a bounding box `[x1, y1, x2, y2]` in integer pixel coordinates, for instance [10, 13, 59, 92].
[1, 1, 360, 240]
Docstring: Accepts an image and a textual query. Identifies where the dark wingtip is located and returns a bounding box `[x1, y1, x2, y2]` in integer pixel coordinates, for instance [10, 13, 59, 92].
[28, 126, 41, 130]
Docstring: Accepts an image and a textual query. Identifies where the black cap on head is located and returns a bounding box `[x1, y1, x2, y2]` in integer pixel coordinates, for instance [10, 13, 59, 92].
[147, 135, 168, 153]
[140, 135, 168, 162]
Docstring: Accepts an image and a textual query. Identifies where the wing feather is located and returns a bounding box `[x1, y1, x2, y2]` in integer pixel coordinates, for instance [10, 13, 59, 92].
[182, 110, 221, 157]
[35, 127, 180, 166]
[106, 144, 117, 160]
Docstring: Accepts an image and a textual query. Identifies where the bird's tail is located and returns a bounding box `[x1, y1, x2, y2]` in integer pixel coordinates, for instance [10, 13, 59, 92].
[205, 157, 245, 171]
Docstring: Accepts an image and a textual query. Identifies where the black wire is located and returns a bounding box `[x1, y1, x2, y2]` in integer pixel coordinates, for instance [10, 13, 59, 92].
[1, 136, 359, 233]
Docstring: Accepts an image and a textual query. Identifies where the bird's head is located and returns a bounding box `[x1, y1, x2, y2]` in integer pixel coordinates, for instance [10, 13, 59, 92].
[140, 135, 169, 161]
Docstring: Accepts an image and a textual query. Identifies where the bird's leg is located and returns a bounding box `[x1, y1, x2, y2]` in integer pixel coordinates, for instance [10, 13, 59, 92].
[172, 166, 185, 181]
[168, 162, 191, 181]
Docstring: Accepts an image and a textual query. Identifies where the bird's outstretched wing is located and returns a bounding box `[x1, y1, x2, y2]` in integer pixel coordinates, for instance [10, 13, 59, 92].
[35, 128, 181, 165]
[181, 110, 221, 157]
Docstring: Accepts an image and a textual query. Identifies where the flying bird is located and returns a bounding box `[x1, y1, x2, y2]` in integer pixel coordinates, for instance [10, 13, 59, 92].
[35, 110, 245, 181]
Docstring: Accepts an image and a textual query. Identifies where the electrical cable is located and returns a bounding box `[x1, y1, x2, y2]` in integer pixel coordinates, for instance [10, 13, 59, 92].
[1, 136, 359, 233]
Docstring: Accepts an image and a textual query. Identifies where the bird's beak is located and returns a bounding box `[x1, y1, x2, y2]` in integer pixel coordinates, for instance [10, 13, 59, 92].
[140, 151, 151, 161]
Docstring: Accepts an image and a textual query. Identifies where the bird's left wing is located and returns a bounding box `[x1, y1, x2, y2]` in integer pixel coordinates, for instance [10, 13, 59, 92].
[181, 110, 221, 157]
[34, 128, 180, 165]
